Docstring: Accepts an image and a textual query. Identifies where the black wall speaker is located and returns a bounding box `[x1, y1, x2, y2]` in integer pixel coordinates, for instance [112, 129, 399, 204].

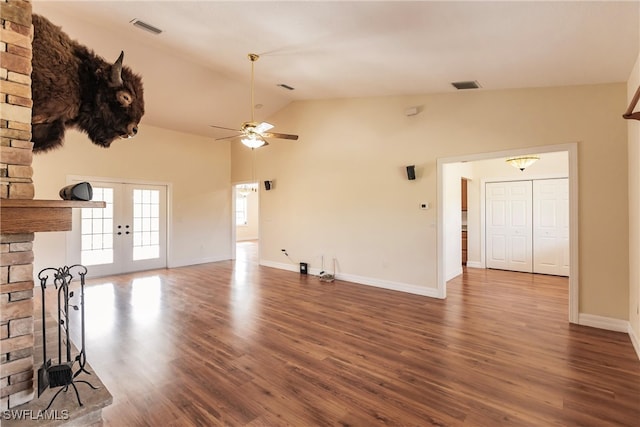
[264, 180, 273, 191]
[59, 182, 93, 201]
[406, 165, 416, 180]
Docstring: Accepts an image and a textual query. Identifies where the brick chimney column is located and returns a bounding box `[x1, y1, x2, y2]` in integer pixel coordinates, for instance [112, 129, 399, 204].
[0, 0, 36, 409]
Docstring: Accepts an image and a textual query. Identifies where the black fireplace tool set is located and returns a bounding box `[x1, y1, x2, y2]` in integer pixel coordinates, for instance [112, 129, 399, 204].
[37, 265, 99, 410]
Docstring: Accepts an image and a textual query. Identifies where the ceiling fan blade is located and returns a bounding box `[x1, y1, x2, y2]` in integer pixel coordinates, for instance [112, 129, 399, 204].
[254, 122, 274, 133]
[215, 134, 240, 141]
[262, 132, 299, 141]
[210, 124, 241, 132]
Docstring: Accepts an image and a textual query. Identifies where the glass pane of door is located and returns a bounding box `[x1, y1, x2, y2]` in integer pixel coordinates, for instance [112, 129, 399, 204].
[132, 188, 161, 261]
[80, 187, 114, 266]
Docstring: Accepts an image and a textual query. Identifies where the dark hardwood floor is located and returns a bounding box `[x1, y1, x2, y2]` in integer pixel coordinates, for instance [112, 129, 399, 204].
[54, 241, 639, 426]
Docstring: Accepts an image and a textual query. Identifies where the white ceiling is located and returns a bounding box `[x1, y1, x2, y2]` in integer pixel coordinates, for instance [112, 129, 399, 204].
[32, 1, 639, 140]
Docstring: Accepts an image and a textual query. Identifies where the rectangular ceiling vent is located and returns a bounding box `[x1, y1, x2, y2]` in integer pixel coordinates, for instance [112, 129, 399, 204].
[451, 81, 481, 90]
[130, 19, 163, 35]
[278, 83, 295, 91]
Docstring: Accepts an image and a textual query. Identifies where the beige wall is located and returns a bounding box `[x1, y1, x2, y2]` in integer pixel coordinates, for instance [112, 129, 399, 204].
[628, 50, 640, 352]
[32, 125, 232, 273]
[233, 83, 630, 319]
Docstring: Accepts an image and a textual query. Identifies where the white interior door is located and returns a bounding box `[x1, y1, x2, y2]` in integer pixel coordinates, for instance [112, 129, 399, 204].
[68, 180, 167, 277]
[486, 181, 533, 273]
[533, 178, 569, 276]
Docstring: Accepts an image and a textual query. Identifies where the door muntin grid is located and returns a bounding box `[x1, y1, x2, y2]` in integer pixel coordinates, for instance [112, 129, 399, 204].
[80, 187, 114, 266]
[132, 189, 160, 261]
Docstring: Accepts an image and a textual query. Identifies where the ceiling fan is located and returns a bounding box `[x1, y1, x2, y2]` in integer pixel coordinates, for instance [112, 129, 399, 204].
[210, 53, 299, 148]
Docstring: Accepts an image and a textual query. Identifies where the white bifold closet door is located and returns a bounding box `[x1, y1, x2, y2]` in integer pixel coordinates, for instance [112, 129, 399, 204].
[486, 179, 569, 276]
[533, 178, 570, 276]
[486, 181, 533, 273]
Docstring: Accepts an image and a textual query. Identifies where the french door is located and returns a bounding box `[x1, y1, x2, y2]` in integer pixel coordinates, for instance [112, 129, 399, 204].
[68, 179, 167, 277]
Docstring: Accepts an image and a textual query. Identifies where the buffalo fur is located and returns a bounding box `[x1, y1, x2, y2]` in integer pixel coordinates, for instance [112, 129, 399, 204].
[31, 14, 145, 152]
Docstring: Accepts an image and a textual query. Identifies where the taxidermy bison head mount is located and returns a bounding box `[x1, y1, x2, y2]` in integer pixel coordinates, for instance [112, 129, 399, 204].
[31, 14, 145, 152]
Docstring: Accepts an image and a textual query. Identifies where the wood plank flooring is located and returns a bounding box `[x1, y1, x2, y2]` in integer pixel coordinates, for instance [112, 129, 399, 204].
[54, 241, 639, 426]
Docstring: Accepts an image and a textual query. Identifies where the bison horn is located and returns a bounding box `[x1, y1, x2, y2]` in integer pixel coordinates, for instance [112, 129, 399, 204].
[110, 51, 124, 87]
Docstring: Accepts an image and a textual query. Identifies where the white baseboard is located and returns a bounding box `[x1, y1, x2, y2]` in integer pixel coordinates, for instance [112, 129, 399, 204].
[260, 259, 299, 273]
[574, 315, 640, 361]
[339, 272, 441, 298]
[578, 313, 629, 333]
[445, 266, 463, 282]
[466, 261, 483, 268]
[629, 323, 640, 361]
[168, 255, 229, 269]
[260, 260, 440, 298]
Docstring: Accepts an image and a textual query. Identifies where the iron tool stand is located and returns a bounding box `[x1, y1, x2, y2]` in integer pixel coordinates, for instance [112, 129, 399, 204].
[37, 265, 98, 411]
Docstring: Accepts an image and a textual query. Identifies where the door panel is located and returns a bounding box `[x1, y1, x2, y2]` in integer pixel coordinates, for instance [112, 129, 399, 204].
[489, 234, 507, 264]
[68, 180, 167, 277]
[533, 179, 569, 276]
[511, 235, 529, 265]
[486, 181, 533, 273]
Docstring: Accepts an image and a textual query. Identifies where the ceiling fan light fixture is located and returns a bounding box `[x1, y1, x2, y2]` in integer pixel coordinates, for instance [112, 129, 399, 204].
[241, 134, 266, 149]
[506, 156, 539, 171]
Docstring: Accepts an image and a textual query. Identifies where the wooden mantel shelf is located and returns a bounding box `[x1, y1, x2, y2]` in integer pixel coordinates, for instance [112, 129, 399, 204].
[1, 199, 106, 234]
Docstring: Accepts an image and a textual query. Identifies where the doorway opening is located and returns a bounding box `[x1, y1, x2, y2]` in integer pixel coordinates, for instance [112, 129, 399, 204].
[233, 182, 259, 263]
[437, 143, 578, 323]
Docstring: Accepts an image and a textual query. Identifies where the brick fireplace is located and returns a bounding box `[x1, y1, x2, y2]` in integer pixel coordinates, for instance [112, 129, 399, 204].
[1, 2, 108, 419]
[1, 0, 37, 409]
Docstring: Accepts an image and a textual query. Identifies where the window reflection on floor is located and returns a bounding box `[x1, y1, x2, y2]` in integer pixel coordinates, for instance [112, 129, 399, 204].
[84, 283, 116, 338]
[231, 240, 259, 337]
[131, 276, 162, 325]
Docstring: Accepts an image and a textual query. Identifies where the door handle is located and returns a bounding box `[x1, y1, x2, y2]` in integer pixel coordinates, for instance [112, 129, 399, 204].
[116, 225, 130, 235]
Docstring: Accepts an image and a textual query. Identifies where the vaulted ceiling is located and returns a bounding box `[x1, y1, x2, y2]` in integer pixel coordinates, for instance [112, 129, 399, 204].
[32, 1, 639, 140]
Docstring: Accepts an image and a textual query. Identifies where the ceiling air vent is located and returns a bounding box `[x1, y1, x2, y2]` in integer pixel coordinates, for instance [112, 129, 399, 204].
[278, 83, 295, 91]
[130, 19, 163, 35]
[451, 81, 481, 90]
